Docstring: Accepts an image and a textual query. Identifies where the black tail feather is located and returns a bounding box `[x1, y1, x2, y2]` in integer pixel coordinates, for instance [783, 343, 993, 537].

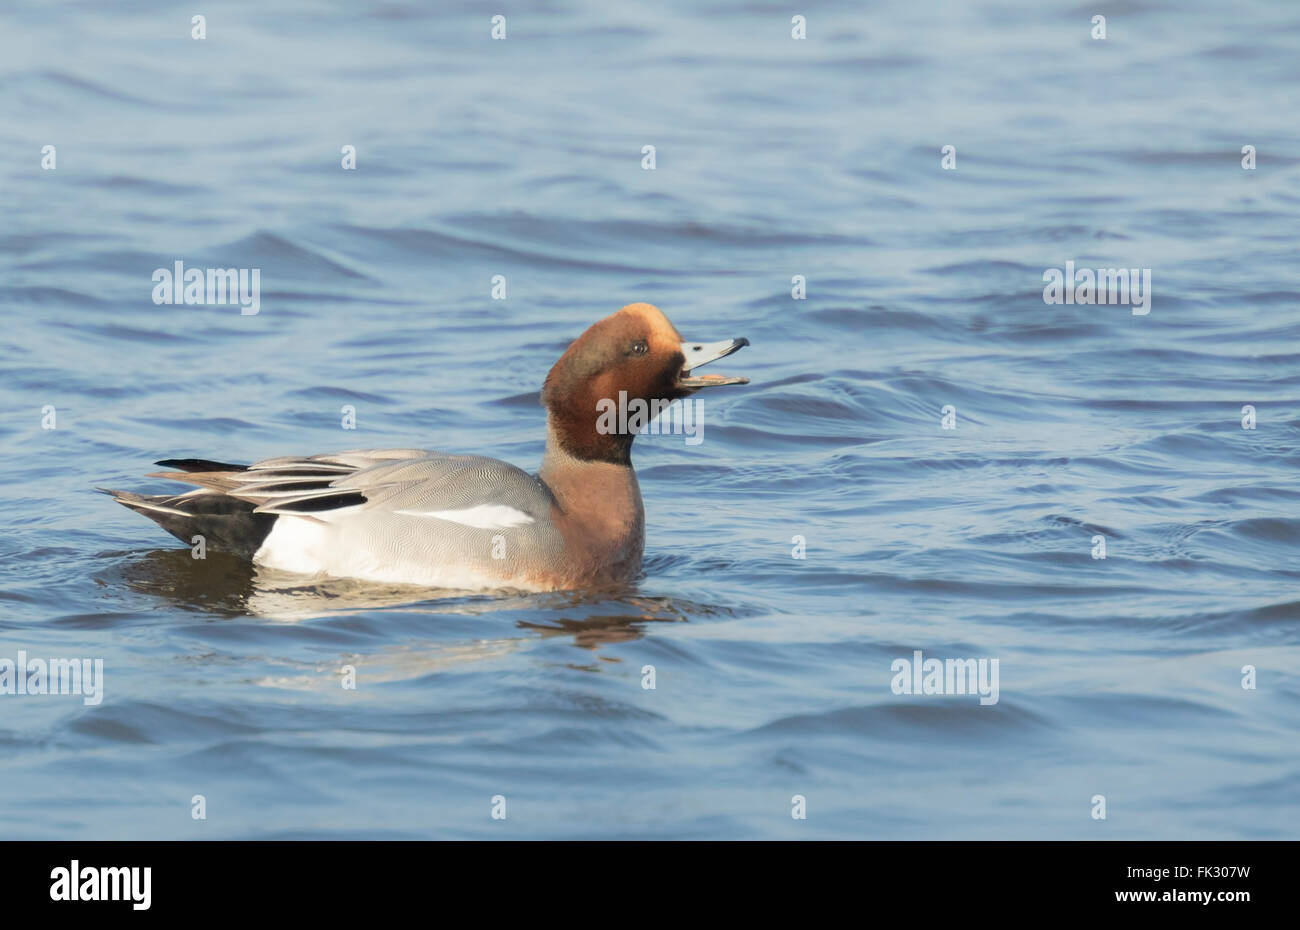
[154, 458, 249, 473]
[105, 489, 275, 559]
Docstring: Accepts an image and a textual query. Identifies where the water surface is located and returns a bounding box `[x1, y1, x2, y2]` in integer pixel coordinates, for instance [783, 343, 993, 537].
[1, 0, 1298, 838]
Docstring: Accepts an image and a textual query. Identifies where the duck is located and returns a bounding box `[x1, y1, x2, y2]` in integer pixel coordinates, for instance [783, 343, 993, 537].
[104, 303, 749, 591]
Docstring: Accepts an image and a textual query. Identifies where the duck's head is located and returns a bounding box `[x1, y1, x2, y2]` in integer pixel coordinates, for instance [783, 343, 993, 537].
[542, 303, 749, 464]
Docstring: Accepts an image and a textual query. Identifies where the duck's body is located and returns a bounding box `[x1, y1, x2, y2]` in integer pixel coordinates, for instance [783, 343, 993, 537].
[106, 303, 747, 592]
[146, 439, 644, 592]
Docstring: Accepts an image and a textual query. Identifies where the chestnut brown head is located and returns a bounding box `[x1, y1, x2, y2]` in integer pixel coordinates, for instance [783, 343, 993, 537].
[541, 303, 748, 464]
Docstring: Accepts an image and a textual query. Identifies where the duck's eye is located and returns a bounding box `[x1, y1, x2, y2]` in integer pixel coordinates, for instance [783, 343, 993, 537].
[629, 340, 649, 356]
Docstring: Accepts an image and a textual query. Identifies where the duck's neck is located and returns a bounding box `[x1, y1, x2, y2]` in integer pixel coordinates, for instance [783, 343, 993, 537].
[539, 419, 644, 567]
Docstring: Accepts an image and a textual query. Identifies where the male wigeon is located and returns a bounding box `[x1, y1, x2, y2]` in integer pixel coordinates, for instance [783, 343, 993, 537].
[105, 303, 749, 591]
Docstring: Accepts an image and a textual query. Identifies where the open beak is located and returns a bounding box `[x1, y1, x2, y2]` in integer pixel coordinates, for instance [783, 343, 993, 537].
[677, 338, 750, 388]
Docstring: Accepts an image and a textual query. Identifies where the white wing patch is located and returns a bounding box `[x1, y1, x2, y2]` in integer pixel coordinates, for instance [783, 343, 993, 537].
[394, 504, 535, 529]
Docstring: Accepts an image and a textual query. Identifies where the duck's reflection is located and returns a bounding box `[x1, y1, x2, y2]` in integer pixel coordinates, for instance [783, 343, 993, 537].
[111, 549, 689, 661]
[518, 597, 686, 650]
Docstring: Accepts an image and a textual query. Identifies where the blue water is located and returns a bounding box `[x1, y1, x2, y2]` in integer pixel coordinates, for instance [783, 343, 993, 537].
[2, 0, 1298, 839]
